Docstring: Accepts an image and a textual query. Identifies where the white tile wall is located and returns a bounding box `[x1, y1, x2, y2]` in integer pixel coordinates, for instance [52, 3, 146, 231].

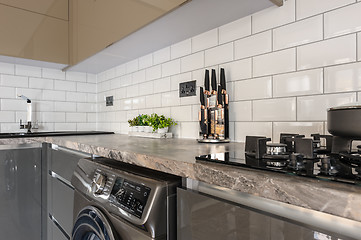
[273, 15, 323, 50]
[324, 2, 361, 39]
[0, 63, 96, 132]
[297, 34, 356, 70]
[296, 0, 354, 20]
[273, 69, 323, 97]
[324, 62, 361, 93]
[93, 0, 361, 141]
[235, 31, 272, 59]
[219, 16, 251, 44]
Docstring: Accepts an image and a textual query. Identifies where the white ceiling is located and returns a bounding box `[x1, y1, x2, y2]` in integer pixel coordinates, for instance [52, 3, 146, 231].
[0, 0, 276, 74]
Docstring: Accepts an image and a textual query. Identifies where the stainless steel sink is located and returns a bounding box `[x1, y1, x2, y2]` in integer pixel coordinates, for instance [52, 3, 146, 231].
[0, 131, 114, 138]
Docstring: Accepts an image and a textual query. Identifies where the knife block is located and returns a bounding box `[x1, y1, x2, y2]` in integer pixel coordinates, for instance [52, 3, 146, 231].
[198, 68, 230, 143]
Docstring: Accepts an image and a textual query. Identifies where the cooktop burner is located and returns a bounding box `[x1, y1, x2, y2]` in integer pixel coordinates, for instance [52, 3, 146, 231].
[196, 133, 361, 186]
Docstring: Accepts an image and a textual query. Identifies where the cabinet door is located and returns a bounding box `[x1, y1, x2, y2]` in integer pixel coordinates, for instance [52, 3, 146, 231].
[0, 144, 42, 240]
[0, 4, 68, 64]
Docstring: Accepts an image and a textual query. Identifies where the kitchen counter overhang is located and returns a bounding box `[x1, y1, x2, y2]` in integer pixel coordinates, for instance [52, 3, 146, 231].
[1, 133, 361, 222]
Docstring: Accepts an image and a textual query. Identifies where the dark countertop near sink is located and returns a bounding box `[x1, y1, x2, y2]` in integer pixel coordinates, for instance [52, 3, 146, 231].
[1, 133, 361, 222]
[0, 131, 114, 138]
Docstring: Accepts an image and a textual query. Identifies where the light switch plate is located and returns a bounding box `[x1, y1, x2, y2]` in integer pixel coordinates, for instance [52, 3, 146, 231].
[179, 80, 196, 97]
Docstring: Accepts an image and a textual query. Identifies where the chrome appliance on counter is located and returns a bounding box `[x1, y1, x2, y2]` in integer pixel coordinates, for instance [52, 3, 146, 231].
[71, 157, 181, 240]
[198, 68, 230, 143]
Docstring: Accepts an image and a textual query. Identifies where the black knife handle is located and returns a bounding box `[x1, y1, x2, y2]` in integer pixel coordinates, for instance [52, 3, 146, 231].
[220, 68, 226, 92]
[211, 69, 217, 92]
[200, 87, 205, 106]
[217, 85, 222, 106]
[204, 70, 210, 92]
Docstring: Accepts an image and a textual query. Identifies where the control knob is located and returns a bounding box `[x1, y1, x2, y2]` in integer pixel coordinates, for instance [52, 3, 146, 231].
[92, 173, 107, 195]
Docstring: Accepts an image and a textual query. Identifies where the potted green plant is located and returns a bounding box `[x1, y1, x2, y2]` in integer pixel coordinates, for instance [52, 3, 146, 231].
[157, 115, 176, 133]
[128, 116, 140, 132]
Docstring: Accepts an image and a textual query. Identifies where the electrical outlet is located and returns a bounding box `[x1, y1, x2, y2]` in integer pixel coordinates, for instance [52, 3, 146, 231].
[106, 96, 113, 106]
[179, 80, 196, 98]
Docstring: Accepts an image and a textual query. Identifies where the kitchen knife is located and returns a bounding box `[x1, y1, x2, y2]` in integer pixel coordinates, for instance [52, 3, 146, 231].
[217, 85, 222, 107]
[220, 68, 226, 93]
[204, 70, 210, 93]
[211, 69, 217, 93]
[200, 87, 205, 106]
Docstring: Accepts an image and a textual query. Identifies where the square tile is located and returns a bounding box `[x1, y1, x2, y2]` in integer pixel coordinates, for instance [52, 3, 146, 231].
[324, 62, 361, 93]
[273, 15, 322, 50]
[297, 93, 356, 121]
[219, 16, 251, 44]
[253, 97, 296, 121]
[252, 0, 295, 33]
[273, 69, 323, 97]
[297, 35, 356, 70]
[235, 31, 272, 59]
[253, 48, 296, 77]
[234, 77, 272, 101]
[324, 2, 361, 38]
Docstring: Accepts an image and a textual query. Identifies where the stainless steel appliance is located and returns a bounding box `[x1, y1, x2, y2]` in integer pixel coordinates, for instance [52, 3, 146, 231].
[71, 157, 181, 240]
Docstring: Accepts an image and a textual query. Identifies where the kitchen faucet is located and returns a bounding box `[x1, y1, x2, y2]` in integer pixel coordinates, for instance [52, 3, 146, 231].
[18, 95, 38, 133]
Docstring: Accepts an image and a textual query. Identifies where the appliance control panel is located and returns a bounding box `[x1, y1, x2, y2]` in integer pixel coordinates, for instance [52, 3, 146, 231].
[92, 169, 116, 197]
[109, 177, 151, 218]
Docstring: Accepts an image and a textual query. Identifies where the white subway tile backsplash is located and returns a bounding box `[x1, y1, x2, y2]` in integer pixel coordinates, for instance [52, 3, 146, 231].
[0, 111, 15, 122]
[220, 58, 252, 81]
[145, 94, 162, 108]
[43, 90, 66, 101]
[252, 0, 295, 33]
[181, 52, 204, 73]
[42, 112, 65, 123]
[42, 68, 65, 80]
[132, 97, 146, 110]
[297, 93, 356, 121]
[234, 77, 272, 101]
[180, 122, 198, 139]
[132, 70, 146, 84]
[29, 77, 53, 90]
[1, 75, 28, 88]
[0, 86, 15, 99]
[324, 3, 361, 39]
[16, 88, 42, 100]
[78, 123, 96, 131]
[120, 75, 132, 87]
[54, 80, 76, 91]
[358, 32, 361, 61]
[115, 64, 126, 77]
[180, 95, 198, 106]
[272, 122, 324, 143]
[146, 65, 162, 81]
[253, 97, 296, 121]
[162, 59, 181, 77]
[234, 122, 272, 142]
[229, 101, 252, 122]
[77, 103, 97, 113]
[87, 73, 97, 83]
[139, 54, 153, 70]
[192, 29, 218, 52]
[34, 101, 54, 112]
[171, 39, 191, 59]
[205, 43, 233, 67]
[77, 82, 96, 93]
[235, 31, 272, 59]
[87, 93, 97, 103]
[154, 77, 171, 93]
[153, 47, 170, 65]
[324, 62, 361, 93]
[297, 35, 356, 70]
[16, 65, 41, 77]
[296, 0, 354, 20]
[55, 102, 76, 112]
[0, 62, 14, 74]
[273, 69, 323, 97]
[170, 72, 192, 91]
[273, 15, 323, 51]
[66, 71, 87, 82]
[66, 92, 87, 102]
[358, 92, 361, 101]
[219, 16, 251, 44]
[153, 107, 170, 117]
[253, 48, 296, 77]
[55, 123, 76, 131]
[126, 84, 139, 98]
[139, 81, 154, 96]
[171, 105, 192, 121]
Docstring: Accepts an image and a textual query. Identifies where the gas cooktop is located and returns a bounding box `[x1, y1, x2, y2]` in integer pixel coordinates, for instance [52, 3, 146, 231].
[196, 133, 361, 186]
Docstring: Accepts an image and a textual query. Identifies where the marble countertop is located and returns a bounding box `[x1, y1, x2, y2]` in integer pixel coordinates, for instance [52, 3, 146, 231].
[1, 134, 361, 222]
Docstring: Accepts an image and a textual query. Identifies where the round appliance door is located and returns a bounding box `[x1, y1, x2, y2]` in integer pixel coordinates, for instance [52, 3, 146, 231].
[72, 206, 118, 240]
